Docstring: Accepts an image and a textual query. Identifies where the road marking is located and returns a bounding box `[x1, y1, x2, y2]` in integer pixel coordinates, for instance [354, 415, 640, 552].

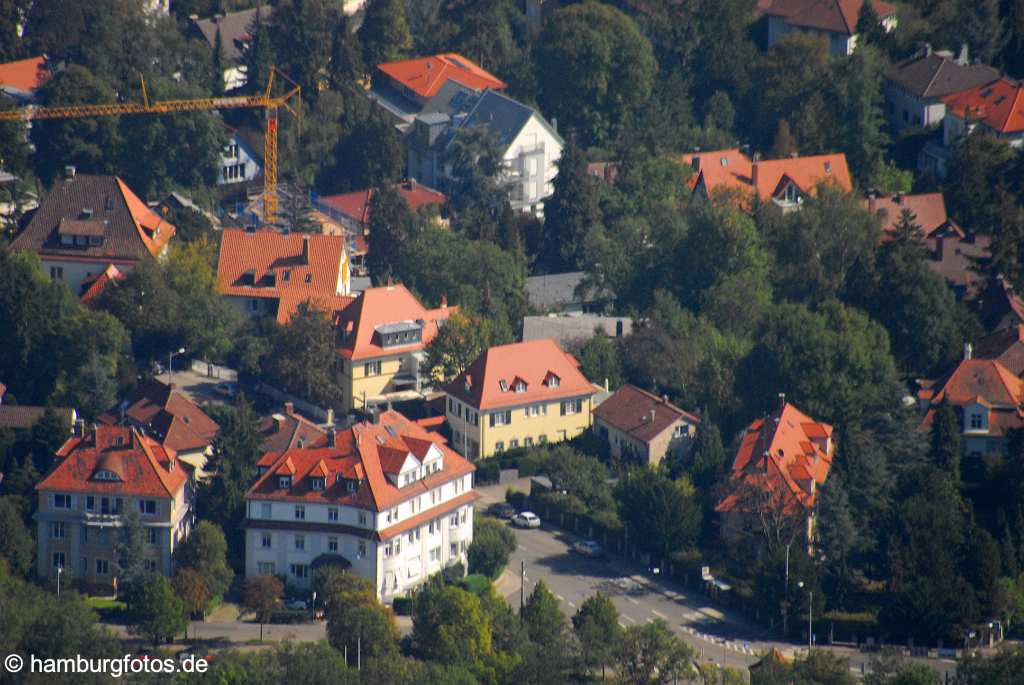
[618, 621, 628, 628]
[567, 600, 575, 608]
[620, 615, 636, 623]
[627, 597, 640, 605]
[556, 594, 564, 601]
[652, 610, 667, 620]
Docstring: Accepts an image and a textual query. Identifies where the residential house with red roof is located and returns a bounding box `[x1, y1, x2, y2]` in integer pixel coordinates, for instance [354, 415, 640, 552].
[763, 0, 897, 56]
[865, 192, 990, 297]
[369, 53, 506, 131]
[916, 344, 1024, 458]
[922, 78, 1024, 178]
[35, 425, 195, 591]
[716, 400, 834, 551]
[974, 326, 1024, 378]
[257, 402, 330, 460]
[593, 384, 699, 467]
[0, 382, 77, 432]
[444, 339, 599, 458]
[0, 55, 49, 103]
[8, 171, 175, 295]
[336, 284, 455, 412]
[215, 228, 353, 324]
[687, 149, 852, 212]
[98, 379, 220, 477]
[244, 409, 477, 600]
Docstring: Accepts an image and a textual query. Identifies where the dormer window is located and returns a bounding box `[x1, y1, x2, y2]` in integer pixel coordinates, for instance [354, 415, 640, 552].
[545, 374, 560, 388]
[499, 380, 509, 392]
[310, 476, 325, 491]
[282, 270, 291, 282]
[514, 380, 527, 393]
[278, 475, 292, 489]
[347, 479, 357, 492]
[94, 470, 120, 481]
[305, 273, 313, 283]
[824, 161, 832, 174]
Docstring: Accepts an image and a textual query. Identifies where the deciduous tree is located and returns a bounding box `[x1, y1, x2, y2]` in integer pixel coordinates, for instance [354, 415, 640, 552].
[243, 574, 283, 641]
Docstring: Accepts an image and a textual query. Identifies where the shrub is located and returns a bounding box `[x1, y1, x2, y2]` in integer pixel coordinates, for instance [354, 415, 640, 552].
[458, 574, 491, 596]
[391, 597, 414, 616]
[468, 517, 517, 578]
[269, 609, 312, 624]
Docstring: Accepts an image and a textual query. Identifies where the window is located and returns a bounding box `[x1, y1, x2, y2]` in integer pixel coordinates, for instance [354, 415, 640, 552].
[357, 540, 366, 558]
[81, 526, 88, 543]
[278, 476, 292, 489]
[51, 521, 65, 539]
[305, 273, 313, 283]
[261, 503, 272, 518]
[294, 505, 305, 521]
[527, 403, 546, 417]
[261, 533, 272, 548]
[86, 496, 95, 512]
[139, 500, 156, 515]
[448, 397, 454, 413]
[257, 562, 276, 575]
[53, 494, 72, 509]
[560, 399, 583, 416]
[525, 437, 534, 447]
[546, 375, 560, 388]
[490, 410, 512, 427]
[451, 543, 459, 557]
[295, 534, 305, 551]
[328, 536, 338, 552]
[98, 529, 109, 545]
[538, 434, 547, 444]
[499, 380, 509, 392]
[510, 439, 519, 448]
[53, 552, 65, 569]
[145, 559, 157, 572]
[290, 564, 309, 579]
[147, 528, 158, 545]
[514, 380, 526, 393]
[429, 547, 441, 563]
[328, 507, 339, 522]
[310, 476, 325, 491]
[386, 508, 398, 523]
[96, 559, 109, 575]
[495, 441, 505, 452]
[358, 511, 368, 526]
[88, 236, 102, 246]
[250, 299, 260, 313]
[970, 413, 984, 429]
[364, 361, 382, 376]
[346, 479, 357, 493]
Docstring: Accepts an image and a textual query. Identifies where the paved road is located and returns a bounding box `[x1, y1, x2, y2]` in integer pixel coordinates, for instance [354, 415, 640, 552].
[477, 482, 959, 679]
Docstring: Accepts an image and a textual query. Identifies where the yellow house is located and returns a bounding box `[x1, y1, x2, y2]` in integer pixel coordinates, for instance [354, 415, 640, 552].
[336, 285, 454, 412]
[444, 338, 597, 458]
[34, 426, 194, 593]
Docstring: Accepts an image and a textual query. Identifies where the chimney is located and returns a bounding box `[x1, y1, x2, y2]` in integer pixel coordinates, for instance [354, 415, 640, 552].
[551, 117, 557, 134]
[371, 408, 381, 425]
[284, 401, 295, 415]
[957, 43, 969, 65]
[439, 293, 447, 309]
[648, 409, 656, 423]
[894, 193, 903, 205]
[751, 162, 759, 190]
[301, 235, 310, 265]
[778, 392, 786, 410]
[604, 378, 609, 392]
[64, 165, 76, 179]
[662, 395, 669, 404]
[964, 342, 973, 360]
[327, 427, 337, 448]
[924, 43, 932, 57]
[168, 382, 176, 390]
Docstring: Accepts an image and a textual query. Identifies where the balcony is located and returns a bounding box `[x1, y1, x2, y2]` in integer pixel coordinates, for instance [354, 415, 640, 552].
[83, 512, 123, 527]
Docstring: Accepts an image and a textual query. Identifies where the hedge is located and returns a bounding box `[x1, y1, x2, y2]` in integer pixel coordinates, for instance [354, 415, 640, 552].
[392, 596, 415, 616]
[269, 609, 313, 624]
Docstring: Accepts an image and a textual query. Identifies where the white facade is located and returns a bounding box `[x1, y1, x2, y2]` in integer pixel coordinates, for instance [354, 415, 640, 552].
[766, 12, 897, 56]
[218, 134, 262, 186]
[502, 114, 562, 217]
[245, 469, 476, 601]
[43, 257, 136, 295]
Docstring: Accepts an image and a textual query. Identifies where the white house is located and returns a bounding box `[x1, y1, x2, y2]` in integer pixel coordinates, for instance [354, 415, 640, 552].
[407, 89, 564, 218]
[218, 130, 262, 185]
[244, 410, 478, 602]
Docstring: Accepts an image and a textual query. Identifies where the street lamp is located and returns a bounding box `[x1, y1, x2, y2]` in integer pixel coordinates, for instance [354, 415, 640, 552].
[311, 591, 317, 619]
[56, 565, 63, 597]
[798, 581, 812, 652]
[168, 347, 186, 384]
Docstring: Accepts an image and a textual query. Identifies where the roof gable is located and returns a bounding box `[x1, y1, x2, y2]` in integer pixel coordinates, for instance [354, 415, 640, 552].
[593, 384, 699, 443]
[888, 52, 1000, 98]
[0, 56, 49, 95]
[766, 0, 895, 35]
[319, 182, 447, 227]
[336, 284, 454, 361]
[943, 78, 1024, 134]
[457, 89, 564, 151]
[376, 53, 506, 99]
[865, 193, 949, 236]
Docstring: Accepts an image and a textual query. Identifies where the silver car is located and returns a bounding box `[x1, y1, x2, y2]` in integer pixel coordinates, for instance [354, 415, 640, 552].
[512, 511, 541, 528]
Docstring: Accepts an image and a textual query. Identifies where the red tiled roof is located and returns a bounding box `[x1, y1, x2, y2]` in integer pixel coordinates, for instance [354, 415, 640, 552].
[716, 403, 833, 514]
[98, 379, 219, 454]
[752, 153, 853, 201]
[336, 284, 454, 361]
[247, 410, 475, 513]
[0, 56, 49, 94]
[257, 405, 330, 455]
[37, 425, 189, 499]
[924, 359, 1023, 407]
[445, 338, 595, 411]
[865, 193, 949, 237]
[320, 182, 447, 228]
[593, 384, 699, 444]
[686, 149, 754, 203]
[377, 53, 506, 99]
[216, 228, 354, 324]
[765, 0, 895, 35]
[974, 326, 1024, 377]
[79, 264, 126, 306]
[943, 78, 1024, 134]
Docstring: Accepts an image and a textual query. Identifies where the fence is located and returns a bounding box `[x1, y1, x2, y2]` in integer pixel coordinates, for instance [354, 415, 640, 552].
[189, 359, 238, 381]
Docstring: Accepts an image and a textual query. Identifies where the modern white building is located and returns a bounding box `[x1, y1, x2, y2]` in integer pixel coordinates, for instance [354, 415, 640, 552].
[244, 410, 478, 602]
[218, 130, 262, 185]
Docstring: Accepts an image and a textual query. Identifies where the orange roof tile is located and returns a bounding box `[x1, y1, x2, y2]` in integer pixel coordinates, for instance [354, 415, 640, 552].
[247, 409, 475, 514]
[0, 56, 49, 94]
[716, 402, 833, 514]
[97, 379, 220, 454]
[925, 359, 1023, 407]
[216, 228, 353, 324]
[445, 339, 596, 411]
[37, 426, 189, 499]
[865, 193, 950, 237]
[593, 384, 699, 444]
[752, 153, 852, 201]
[115, 179, 176, 257]
[320, 182, 447, 228]
[79, 263, 126, 306]
[943, 78, 1024, 134]
[765, 0, 895, 35]
[336, 284, 454, 361]
[377, 53, 506, 99]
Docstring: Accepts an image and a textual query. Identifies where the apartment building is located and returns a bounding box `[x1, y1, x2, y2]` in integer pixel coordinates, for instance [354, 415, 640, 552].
[244, 410, 477, 601]
[444, 338, 598, 459]
[35, 426, 195, 593]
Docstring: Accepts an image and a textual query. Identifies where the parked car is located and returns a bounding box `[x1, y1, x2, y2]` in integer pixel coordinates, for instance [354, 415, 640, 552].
[491, 502, 516, 519]
[285, 598, 307, 610]
[572, 540, 604, 558]
[214, 382, 238, 398]
[512, 511, 541, 528]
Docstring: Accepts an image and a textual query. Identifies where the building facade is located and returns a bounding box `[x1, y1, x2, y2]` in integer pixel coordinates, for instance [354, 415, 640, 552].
[35, 426, 194, 592]
[763, 0, 897, 56]
[592, 384, 699, 467]
[444, 339, 597, 458]
[244, 410, 477, 601]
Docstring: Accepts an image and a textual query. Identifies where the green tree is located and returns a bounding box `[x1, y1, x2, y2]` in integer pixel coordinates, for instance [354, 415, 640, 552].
[573, 592, 622, 678]
[412, 581, 492, 667]
[930, 400, 961, 485]
[770, 118, 798, 158]
[319, 568, 400, 662]
[535, 2, 656, 146]
[573, 333, 624, 390]
[686, 415, 728, 493]
[173, 521, 234, 603]
[617, 619, 696, 685]
[855, 0, 885, 46]
[0, 496, 34, 577]
[242, 574, 283, 641]
[792, 650, 855, 684]
[467, 517, 517, 579]
[542, 138, 604, 272]
[424, 311, 511, 384]
[277, 186, 318, 233]
[115, 509, 148, 595]
[832, 45, 889, 180]
[865, 650, 940, 685]
[329, 14, 364, 90]
[366, 183, 415, 281]
[128, 573, 188, 647]
[172, 567, 211, 624]
[210, 26, 225, 95]
[360, 0, 412, 67]
[268, 0, 340, 101]
[752, 34, 833, 149]
[544, 445, 616, 514]
[956, 0, 1007, 65]
[0, 0, 27, 62]
[816, 472, 861, 608]
[522, 580, 574, 677]
[240, 3, 275, 95]
[616, 469, 702, 563]
[325, 107, 406, 192]
[265, 303, 343, 406]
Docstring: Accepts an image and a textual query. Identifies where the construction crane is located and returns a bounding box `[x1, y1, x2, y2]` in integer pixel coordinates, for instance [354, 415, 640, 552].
[0, 68, 300, 223]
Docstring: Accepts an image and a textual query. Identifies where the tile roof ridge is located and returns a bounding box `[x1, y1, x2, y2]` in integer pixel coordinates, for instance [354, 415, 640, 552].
[136, 429, 177, 498]
[923, 57, 948, 97]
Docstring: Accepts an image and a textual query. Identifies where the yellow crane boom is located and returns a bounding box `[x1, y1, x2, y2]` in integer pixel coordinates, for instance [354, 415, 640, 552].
[0, 68, 300, 224]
